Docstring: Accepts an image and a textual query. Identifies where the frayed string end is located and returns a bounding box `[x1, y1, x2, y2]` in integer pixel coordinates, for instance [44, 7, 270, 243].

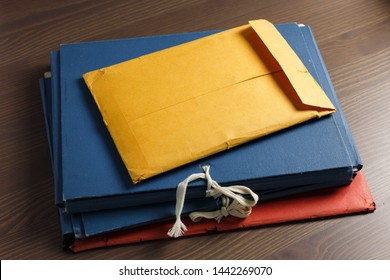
[167, 218, 187, 238]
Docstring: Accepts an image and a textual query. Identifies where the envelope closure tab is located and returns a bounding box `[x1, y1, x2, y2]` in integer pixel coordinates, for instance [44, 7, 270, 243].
[249, 19, 335, 112]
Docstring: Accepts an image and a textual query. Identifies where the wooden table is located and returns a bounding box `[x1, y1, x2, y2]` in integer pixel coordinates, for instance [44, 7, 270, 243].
[1, 0, 389, 259]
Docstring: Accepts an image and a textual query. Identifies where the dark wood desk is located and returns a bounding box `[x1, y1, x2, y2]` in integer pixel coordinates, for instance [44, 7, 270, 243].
[1, 0, 389, 259]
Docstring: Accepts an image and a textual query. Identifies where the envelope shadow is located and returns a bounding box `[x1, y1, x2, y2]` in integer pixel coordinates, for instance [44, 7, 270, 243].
[77, 78, 132, 187]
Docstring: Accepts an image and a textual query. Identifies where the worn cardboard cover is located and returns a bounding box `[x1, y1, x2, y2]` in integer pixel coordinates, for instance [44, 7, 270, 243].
[67, 171, 375, 252]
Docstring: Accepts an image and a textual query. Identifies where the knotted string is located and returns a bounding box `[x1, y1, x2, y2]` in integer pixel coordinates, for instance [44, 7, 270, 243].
[167, 166, 258, 238]
[189, 195, 254, 223]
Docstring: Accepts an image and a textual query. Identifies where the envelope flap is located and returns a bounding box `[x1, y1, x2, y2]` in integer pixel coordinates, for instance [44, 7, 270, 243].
[249, 20, 335, 111]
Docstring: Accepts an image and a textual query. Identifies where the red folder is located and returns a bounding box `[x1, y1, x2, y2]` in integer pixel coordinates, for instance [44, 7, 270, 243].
[69, 172, 375, 252]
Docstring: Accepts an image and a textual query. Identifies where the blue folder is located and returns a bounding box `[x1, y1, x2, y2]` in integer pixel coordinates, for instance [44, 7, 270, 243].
[40, 23, 362, 241]
[49, 22, 360, 214]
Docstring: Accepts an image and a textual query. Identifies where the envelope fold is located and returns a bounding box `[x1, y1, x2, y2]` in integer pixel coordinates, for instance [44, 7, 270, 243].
[249, 20, 335, 112]
[83, 19, 336, 183]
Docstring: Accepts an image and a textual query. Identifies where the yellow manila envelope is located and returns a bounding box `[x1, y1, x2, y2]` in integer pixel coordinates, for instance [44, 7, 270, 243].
[83, 19, 336, 184]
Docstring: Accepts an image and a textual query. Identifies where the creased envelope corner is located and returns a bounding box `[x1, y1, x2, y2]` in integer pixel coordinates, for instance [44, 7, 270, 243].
[128, 167, 164, 184]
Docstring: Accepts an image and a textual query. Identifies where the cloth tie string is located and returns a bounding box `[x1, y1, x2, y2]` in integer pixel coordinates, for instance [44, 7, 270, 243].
[167, 165, 258, 238]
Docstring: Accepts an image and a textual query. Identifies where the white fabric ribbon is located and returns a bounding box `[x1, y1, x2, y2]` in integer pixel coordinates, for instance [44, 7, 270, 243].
[167, 165, 259, 238]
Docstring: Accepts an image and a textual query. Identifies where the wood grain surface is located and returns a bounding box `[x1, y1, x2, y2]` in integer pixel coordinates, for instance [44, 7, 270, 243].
[1, 0, 389, 259]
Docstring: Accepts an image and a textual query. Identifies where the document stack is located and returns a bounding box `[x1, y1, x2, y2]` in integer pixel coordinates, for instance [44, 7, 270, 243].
[39, 20, 375, 252]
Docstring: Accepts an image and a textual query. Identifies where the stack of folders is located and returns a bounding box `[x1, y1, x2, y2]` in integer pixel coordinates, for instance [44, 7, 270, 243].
[39, 20, 375, 252]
